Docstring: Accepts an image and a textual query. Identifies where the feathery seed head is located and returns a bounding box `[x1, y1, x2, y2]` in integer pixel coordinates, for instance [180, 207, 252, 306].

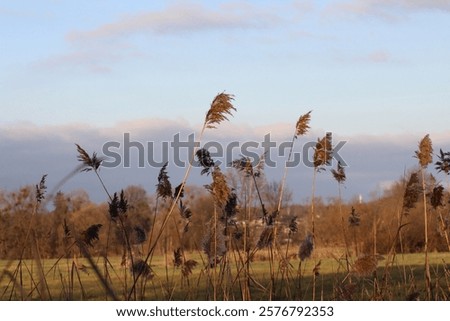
[82, 224, 102, 247]
[313, 133, 333, 170]
[156, 162, 172, 200]
[295, 111, 312, 137]
[205, 167, 230, 207]
[132, 259, 154, 279]
[76, 144, 102, 172]
[415, 134, 433, 168]
[435, 149, 450, 175]
[402, 172, 421, 215]
[430, 185, 444, 209]
[196, 148, 215, 175]
[331, 161, 346, 184]
[35, 174, 47, 204]
[205, 92, 236, 129]
[348, 207, 361, 227]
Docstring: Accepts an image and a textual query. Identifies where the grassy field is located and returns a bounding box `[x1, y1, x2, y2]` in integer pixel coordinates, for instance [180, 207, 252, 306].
[1, 251, 449, 301]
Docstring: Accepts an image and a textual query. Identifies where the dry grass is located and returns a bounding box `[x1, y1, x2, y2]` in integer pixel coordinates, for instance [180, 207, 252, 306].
[2, 94, 450, 302]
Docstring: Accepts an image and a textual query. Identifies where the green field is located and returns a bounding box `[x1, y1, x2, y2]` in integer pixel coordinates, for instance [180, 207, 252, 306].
[1, 252, 449, 301]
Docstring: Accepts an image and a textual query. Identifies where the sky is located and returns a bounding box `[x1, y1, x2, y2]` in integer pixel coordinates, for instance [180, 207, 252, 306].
[1, 0, 450, 204]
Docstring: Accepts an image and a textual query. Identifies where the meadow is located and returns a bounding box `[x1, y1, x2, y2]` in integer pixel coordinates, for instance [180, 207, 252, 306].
[1, 93, 449, 301]
[1, 252, 449, 301]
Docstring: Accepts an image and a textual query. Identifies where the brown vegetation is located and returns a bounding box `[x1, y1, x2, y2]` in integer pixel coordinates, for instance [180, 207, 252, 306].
[1, 93, 450, 301]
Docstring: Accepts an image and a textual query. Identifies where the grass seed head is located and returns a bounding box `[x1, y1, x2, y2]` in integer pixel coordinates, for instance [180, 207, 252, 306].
[35, 174, 47, 204]
[82, 224, 102, 247]
[223, 190, 239, 221]
[415, 134, 433, 168]
[435, 149, 450, 175]
[430, 185, 444, 209]
[196, 148, 215, 176]
[402, 172, 421, 215]
[331, 161, 346, 184]
[156, 162, 172, 200]
[132, 259, 154, 279]
[109, 190, 128, 221]
[173, 248, 183, 267]
[348, 207, 361, 227]
[205, 92, 236, 129]
[174, 183, 184, 199]
[75, 144, 102, 172]
[205, 167, 230, 207]
[295, 111, 312, 137]
[313, 133, 333, 170]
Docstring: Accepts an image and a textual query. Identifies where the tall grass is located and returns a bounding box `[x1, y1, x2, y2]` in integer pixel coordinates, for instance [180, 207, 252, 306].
[1, 94, 450, 301]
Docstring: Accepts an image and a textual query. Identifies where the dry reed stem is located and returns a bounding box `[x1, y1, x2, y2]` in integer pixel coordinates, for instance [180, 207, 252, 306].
[415, 135, 433, 300]
[277, 111, 312, 213]
[130, 93, 236, 298]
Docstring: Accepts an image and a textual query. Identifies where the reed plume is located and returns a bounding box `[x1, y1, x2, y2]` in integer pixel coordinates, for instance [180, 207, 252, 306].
[295, 111, 312, 137]
[75, 144, 102, 172]
[435, 149, 450, 175]
[313, 132, 333, 170]
[222, 190, 239, 223]
[231, 154, 265, 178]
[348, 207, 361, 227]
[82, 224, 102, 248]
[402, 172, 421, 215]
[109, 190, 128, 221]
[131, 259, 153, 279]
[156, 162, 172, 200]
[204, 92, 236, 129]
[430, 185, 444, 209]
[331, 161, 346, 184]
[205, 167, 231, 208]
[415, 134, 433, 168]
[75, 144, 111, 201]
[35, 174, 47, 204]
[196, 148, 215, 176]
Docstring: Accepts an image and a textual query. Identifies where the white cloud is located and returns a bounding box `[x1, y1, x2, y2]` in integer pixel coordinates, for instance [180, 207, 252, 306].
[36, 1, 282, 72]
[325, 0, 450, 20]
[66, 1, 281, 44]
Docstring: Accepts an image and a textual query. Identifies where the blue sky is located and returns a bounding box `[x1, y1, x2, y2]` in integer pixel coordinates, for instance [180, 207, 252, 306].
[1, 0, 450, 202]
